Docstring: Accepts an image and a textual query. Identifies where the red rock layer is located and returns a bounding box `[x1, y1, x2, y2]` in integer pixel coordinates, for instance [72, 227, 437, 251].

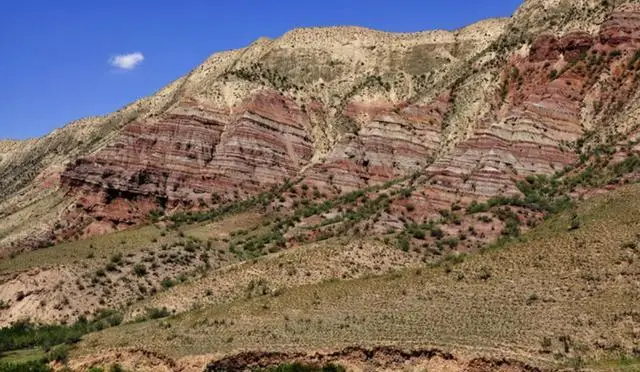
[61, 90, 314, 230]
[423, 7, 640, 206]
[600, 4, 640, 46]
[64, 103, 227, 202]
[58, 4, 640, 236]
[304, 98, 447, 192]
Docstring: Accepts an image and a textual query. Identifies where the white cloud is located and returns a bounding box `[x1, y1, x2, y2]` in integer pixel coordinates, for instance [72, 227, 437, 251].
[109, 52, 144, 70]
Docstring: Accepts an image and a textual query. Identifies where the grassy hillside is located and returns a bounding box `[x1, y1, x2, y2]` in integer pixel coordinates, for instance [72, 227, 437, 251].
[69, 183, 640, 370]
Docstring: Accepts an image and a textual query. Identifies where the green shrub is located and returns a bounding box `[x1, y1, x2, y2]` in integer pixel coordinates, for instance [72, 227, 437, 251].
[110, 364, 126, 372]
[0, 360, 51, 372]
[404, 224, 426, 240]
[478, 267, 492, 280]
[0, 310, 124, 354]
[466, 201, 488, 214]
[502, 218, 520, 238]
[105, 312, 123, 327]
[46, 344, 70, 363]
[443, 252, 466, 265]
[430, 227, 444, 239]
[139, 307, 170, 321]
[495, 208, 521, 238]
[410, 228, 425, 240]
[441, 238, 459, 248]
[540, 337, 552, 353]
[569, 212, 581, 231]
[148, 209, 164, 223]
[110, 253, 123, 265]
[161, 278, 175, 289]
[132, 264, 147, 277]
[396, 235, 410, 252]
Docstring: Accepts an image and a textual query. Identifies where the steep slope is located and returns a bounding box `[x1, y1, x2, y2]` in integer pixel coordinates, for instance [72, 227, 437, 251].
[2, 1, 640, 258]
[53, 21, 509, 245]
[1, 19, 513, 251]
[422, 0, 640, 209]
[0, 78, 189, 251]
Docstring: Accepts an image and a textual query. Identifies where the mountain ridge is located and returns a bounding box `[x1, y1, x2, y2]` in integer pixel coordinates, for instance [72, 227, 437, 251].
[2, 0, 640, 254]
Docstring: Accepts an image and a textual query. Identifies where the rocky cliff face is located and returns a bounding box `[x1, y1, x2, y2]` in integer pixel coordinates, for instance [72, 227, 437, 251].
[3, 0, 640, 250]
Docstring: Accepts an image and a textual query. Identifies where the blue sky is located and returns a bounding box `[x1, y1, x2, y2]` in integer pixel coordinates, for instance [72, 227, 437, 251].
[0, 0, 523, 140]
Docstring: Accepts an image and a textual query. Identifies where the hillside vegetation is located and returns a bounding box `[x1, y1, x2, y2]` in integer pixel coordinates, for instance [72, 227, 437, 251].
[67, 182, 640, 371]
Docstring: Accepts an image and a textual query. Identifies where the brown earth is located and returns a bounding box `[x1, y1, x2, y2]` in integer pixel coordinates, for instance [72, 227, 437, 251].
[65, 346, 546, 372]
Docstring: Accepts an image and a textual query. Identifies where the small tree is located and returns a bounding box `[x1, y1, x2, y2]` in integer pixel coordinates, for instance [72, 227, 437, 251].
[569, 212, 580, 231]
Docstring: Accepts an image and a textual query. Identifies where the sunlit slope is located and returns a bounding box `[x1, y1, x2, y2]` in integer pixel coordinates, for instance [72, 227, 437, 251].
[76, 183, 640, 370]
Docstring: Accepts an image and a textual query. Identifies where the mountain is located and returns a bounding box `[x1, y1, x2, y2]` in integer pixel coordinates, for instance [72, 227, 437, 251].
[4, 1, 640, 255]
[1, 0, 640, 370]
[0, 18, 508, 250]
[0, 0, 635, 251]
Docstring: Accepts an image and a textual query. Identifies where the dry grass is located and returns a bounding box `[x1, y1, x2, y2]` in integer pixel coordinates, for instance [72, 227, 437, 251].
[0, 225, 165, 274]
[184, 212, 264, 242]
[126, 237, 421, 319]
[0, 212, 264, 274]
[0, 212, 269, 325]
[76, 183, 640, 370]
[0, 348, 45, 364]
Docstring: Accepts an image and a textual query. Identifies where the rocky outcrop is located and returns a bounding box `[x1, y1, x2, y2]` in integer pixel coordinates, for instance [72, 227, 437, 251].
[4, 2, 640, 246]
[204, 346, 544, 372]
[422, 9, 640, 208]
[60, 91, 314, 231]
[599, 3, 640, 46]
[304, 97, 447, 192]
